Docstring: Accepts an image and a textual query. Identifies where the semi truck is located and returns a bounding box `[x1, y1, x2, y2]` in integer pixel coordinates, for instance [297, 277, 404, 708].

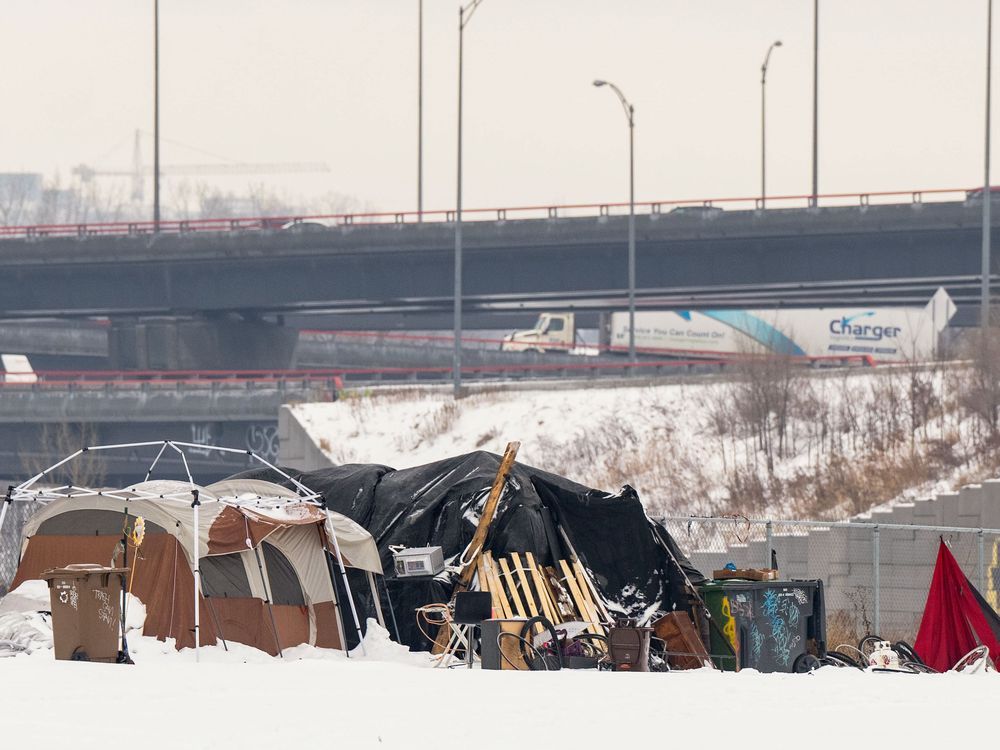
[500, 289, 956, 363]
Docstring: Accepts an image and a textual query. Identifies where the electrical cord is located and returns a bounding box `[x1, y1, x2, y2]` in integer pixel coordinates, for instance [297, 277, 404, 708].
[518, 615, 563, 671]
[414, 602, 452, 646]
[820, 650, 865, 669]
[497, 631, 546, 670]
[834, 643, 868, 666]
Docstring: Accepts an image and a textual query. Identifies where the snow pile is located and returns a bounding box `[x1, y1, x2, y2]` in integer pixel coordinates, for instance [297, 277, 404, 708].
[0, 579, 49, 615]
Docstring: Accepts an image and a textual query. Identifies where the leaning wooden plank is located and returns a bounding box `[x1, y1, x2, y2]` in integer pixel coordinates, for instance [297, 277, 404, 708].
[570, 565, 603, 624]
[483, 554, 512, 619]
[432, 441, 520, 654]
[545, 565, 576, 621]
[499, 557, 528, 619]
[509, 553, 539, 619]
[478, 556, 506, 620]
[572, 559, 613, 623]
[525, 552, 560, 624]
[557, 522, 615, 624]
[456, 441, 521, 589]
[572, 560, 611, 627]
[559, 560, 601, 635]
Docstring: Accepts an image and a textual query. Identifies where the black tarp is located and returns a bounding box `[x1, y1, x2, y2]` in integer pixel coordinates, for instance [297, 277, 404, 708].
[227, 451, 704, 650]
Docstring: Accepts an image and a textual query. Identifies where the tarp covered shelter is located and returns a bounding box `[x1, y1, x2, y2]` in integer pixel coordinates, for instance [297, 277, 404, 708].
[9, 478, 381, 654]
[914, 539, 1000, 671]
[230, 450, 704, 650]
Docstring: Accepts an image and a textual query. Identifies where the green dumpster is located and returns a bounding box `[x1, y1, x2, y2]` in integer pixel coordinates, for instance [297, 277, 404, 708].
[699, 579, 826, 673]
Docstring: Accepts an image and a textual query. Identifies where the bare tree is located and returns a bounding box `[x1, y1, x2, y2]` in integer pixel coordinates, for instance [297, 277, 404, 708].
[959, 327, 1000, 441]
[20, 423, 107, 488]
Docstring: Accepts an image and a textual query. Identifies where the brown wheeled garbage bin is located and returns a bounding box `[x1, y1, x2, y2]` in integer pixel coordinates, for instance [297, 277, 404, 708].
[41, 565, 129, 663]
[608, 625, 654, 672]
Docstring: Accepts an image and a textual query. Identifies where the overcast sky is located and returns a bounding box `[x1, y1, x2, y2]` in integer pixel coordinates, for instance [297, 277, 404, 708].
[0, 1, 993, 212]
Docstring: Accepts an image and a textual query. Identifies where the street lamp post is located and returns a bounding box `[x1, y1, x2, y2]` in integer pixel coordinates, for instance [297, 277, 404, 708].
[983, 0, 993, 329]
[593, 79, 637, 363]
[418, 0, 424, 223]
[454, 0, 486, 397]
[153, 0, 161, 232]
[760, 40, 782, 209]
[811, 0, 819, 207]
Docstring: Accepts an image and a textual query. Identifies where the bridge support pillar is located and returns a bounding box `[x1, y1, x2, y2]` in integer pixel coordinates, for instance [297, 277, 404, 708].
[108, 317, 299, 371]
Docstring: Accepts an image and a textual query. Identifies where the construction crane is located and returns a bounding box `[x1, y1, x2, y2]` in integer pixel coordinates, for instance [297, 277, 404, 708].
[71, 130, 330, 202]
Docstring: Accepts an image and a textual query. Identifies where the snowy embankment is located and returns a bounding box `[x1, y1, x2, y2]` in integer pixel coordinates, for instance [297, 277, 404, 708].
[292, 363, 994, 519]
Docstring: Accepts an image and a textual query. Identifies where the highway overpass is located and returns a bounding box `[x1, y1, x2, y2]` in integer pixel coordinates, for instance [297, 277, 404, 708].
[0, 191, 996, 367]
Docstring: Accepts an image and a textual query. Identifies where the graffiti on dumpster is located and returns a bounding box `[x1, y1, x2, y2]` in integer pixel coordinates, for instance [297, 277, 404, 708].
[761, 589, 803, 668]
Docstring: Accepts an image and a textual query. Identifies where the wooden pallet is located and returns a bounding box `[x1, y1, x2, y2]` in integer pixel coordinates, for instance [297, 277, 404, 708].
[478, 551, 609, 638]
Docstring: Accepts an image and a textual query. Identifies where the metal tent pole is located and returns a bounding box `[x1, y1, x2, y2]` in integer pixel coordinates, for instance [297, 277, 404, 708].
[379, 575, 402, 643]
[323, 505, 367, 655]
[252, 546, 284, 658]
[326, 552, 349, 652]
[367, 571, 386, 629]
[191, 488, 201, 662]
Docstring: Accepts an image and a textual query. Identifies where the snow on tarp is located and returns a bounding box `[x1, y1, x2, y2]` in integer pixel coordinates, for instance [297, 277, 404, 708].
[227, 450, 703, 649]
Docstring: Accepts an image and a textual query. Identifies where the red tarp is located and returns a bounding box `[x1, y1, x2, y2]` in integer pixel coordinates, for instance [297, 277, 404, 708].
[914, 539, 1000, 672]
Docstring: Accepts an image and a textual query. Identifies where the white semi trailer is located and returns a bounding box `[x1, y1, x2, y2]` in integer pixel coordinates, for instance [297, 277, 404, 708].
[500, 289, 956, 363]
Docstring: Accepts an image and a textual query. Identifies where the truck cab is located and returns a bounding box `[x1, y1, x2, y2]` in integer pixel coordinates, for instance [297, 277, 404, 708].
[500, 313, 576, 353]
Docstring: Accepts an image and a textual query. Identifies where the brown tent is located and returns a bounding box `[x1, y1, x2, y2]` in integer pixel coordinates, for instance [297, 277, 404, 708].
[10, 479, 381, 655]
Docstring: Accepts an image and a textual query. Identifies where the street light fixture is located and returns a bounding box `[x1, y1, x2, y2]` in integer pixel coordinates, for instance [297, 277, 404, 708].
[593, 79, 637, 363]
[454, 0, 486, 397]
[760, 40, 782, 209]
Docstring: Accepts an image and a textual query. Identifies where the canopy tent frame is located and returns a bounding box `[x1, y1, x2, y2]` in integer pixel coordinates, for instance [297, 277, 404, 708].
[0, 439, 372, 660]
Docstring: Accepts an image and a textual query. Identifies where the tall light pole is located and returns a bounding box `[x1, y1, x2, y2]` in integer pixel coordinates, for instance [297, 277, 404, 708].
[983, 0, 994, 329]
[153, 0, 161, 231]
[454, 0, 485, 397]
[760, 40, 782, 209]
[418, 0, 424, 223]
[811, 0, 819, 207]
[593, 79, 637, 363]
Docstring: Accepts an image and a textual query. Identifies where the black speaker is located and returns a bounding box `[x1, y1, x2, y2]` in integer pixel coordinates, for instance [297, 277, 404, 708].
[453, 591, 493, 625]
[480, 619, 527, 670]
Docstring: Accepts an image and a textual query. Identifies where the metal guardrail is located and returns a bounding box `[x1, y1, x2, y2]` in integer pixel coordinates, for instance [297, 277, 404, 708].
[0, 187, 972, 241]
[0, 356, 875, 393]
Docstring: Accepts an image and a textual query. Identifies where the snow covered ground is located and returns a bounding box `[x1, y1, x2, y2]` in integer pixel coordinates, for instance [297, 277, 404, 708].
[3, 582, 999, 748]
[3, 635, 999, 749]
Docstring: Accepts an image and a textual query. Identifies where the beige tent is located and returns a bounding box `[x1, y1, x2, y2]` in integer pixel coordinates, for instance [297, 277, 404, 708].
[9, 477, 381, 655]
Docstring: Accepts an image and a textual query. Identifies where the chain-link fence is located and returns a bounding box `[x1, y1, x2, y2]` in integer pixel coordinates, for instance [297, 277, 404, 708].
[2, 498, 999, 647]
[662, 516, 1000, 645]
[0, 500, 41, 596]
